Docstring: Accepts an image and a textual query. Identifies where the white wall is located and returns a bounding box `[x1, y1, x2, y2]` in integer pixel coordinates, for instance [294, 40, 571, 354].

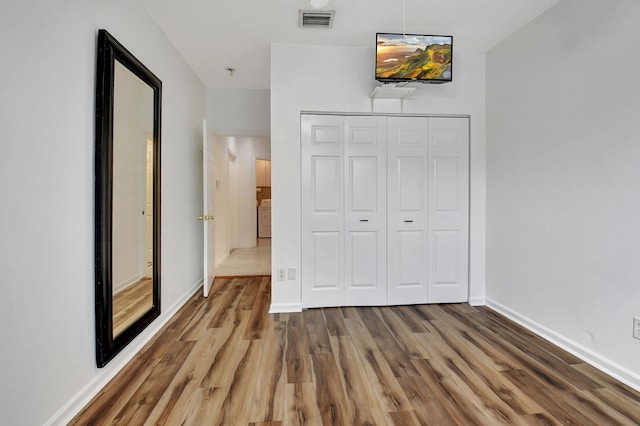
[0, 1, 206, 424]
[270, 43, 486, 311]
[207, 88, 270, 136]
[486, 0, 640, 388]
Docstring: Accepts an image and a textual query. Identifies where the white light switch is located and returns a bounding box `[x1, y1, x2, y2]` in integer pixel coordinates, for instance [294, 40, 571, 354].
[287, 267, 296, 280]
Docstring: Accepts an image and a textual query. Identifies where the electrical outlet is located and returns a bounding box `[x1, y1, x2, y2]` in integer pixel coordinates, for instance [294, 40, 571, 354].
[276, 268, 286, 281]
[634, 317, 640, 340]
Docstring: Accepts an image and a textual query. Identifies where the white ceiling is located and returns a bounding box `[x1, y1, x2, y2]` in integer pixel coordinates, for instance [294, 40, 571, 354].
[140, 0, 559, 90]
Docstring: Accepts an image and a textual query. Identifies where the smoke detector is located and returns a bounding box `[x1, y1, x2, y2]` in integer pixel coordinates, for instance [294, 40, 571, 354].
[298, 10, 335, 28]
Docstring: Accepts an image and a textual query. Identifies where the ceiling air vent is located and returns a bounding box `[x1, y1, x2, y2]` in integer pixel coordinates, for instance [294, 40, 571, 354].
[298, 10, 335, 28]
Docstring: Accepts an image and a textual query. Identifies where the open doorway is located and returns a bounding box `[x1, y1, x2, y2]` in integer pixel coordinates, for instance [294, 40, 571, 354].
[213, 135, 271, 277]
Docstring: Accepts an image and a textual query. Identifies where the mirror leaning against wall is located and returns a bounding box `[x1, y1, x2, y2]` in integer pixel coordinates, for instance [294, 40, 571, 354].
[95, 29, 162, 367]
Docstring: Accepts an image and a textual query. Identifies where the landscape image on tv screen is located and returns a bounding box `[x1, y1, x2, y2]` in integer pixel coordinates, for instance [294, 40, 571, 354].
[376, 33, 452, 82]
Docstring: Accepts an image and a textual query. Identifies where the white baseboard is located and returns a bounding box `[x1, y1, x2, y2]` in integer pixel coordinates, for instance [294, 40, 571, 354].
[468, 296, 486, 306]
[45, 279, 203, 426]
[486, 298, 640, 392]
[112, 274, 139, 294]
[234, 244, 257, 249]
[269, 302, 303, 313]
[215, 252, 230, 269]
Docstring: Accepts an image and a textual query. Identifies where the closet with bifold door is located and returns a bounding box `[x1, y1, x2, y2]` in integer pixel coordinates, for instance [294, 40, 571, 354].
[301, 113, 469, 309]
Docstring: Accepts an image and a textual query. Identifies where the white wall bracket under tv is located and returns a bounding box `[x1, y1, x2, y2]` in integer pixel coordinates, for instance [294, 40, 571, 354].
[369, 86, 416, 112]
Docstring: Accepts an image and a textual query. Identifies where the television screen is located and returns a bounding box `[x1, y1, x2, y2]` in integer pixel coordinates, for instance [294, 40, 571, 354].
[375, 33, 453, 84]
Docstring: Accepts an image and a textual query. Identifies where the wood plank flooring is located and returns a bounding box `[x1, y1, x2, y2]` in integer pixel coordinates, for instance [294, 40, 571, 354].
[71, 277, 640, 425]
[112, 277, 153, 337]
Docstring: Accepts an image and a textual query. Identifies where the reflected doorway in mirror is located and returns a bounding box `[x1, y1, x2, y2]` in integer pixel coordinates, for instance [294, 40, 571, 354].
[94, 29, 162, 367]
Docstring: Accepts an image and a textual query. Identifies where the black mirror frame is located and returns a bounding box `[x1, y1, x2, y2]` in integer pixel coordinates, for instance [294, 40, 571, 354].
[95, 29, 162, 368]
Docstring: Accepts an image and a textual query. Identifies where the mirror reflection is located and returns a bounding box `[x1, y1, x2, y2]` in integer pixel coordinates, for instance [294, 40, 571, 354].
[111, 61, 155, 338]
[95, 29, 161, 367]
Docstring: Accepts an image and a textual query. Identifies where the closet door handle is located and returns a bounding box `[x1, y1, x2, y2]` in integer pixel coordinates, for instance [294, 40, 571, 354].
[404, 220, 414, 223]
[359, 219, 369, 222]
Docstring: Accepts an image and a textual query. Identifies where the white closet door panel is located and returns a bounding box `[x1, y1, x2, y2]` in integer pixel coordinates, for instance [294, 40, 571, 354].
[397, 157, 425, 212]
[433, 158, 459, 212]
[345, 231, 379, 300]
[313, 126, 342, 145]
[347, 232, 377, 286]
[344, 116, 387, 305]
[345, 115, 386, 217]
[427, 117, 469, 303]
[311, 156, 341, 214]
[396, 127, 426, 147]
[348, 125, 379, 145]
[432, 230, 459, 282]
[302, 231, 344, 308]
[387, 230, 428, 305]
[387, 117, 429, 305]
[312, 232, 342, 287]
[302, 115, 345, 307]
[345, 228, 386, 305]
[349, 157, 378, 212]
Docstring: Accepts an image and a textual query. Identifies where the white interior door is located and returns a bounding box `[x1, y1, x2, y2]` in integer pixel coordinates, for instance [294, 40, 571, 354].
[202, 119, 216, 297]
[301, 114, 345, 308]
[344, 116, 387, 306]
[427, 117, 469, 302]
[387, 116, 429, 305]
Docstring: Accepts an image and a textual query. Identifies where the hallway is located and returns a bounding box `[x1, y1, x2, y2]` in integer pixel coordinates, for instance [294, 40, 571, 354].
[215, 238, 271, 277]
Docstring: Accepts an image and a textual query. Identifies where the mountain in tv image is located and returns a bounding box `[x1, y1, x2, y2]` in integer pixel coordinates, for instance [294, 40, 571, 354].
[376, 38, 452, 81]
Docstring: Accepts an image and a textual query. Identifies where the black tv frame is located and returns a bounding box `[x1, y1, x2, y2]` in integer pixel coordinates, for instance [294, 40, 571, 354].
[375, 32, 453, 84]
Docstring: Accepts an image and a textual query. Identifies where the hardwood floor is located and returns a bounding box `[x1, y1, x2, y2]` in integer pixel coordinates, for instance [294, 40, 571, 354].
[72, 277, 640, 425]
[112, 277, 153, 337]
[215, 238, 271, 277]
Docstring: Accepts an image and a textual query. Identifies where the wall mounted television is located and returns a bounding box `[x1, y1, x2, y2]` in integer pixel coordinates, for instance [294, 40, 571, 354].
[375, 33, 453, 84]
